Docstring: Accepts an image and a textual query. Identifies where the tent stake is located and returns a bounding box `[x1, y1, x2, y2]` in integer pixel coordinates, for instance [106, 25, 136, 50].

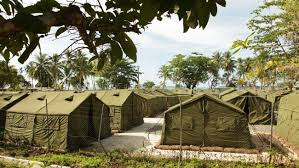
[178, 97, 182, 168]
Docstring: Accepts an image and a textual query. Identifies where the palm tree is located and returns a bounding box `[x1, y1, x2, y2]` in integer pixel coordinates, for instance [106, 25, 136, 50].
[31, 53, 52, 87]
[222, 51, 236, 86]
[236, 58, 245, 79]
[25, 62, 36, 88]
[158, 65, 171, 89]
[49, 54, 63, 89]
[211, 51, 223, 69]
[72, 50, 93, 90]
[62, 50, 75, 90]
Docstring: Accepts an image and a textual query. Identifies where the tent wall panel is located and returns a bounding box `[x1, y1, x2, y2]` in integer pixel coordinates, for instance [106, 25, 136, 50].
[276, 91, 299, 148]
[0, 93, 29, 138]
[5, 112, 35, 143]
[33, 115, 68, 150]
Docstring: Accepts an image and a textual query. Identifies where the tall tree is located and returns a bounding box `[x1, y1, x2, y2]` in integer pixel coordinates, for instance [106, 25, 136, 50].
[71, 50, 93, 89]
[25, 62, 36, 87]
[99, 59, 140, 89]
[31, 53, 52, 87]
[160, 54, 210, 89]
[49, 54, 63, 89]
[158, 65, 172, 89]
[143, 81, 155, 89]
[222, 51, 236, 86]
[62, 50, 75, 90]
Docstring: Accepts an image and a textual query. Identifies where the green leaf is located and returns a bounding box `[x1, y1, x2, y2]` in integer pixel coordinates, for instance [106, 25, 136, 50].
[231, 48, 241, 55]
[195, 0, 210, 29]
[83, 3, 96, 17]
[0, 1, 11, 15]
[89, 55, 98, 63]
[185, 11, 198, 29]
[115, 33, 137, 62]
[215, 0, 226, 7]
[97, 57, 107, 70]
[208, 0, 217, 16]
[139, 0, 160, 25]
[55, 27, 67, 38]
[22, 0, 61, 13]
[95, 36, 112, 46]
[110, 41, 123, 64]
[18, 37, 40, 64]
[3, 48, 10, 62]
[183, 17, 190, 33]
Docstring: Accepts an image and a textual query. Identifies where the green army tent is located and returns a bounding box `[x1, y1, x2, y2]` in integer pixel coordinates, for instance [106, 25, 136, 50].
[0, 92, 28, 138]
[275, 91, 299, 148]
[161, 93, 252, 148]
[134, 89, 168, 117]
[221, 90, 272, 125]
[5, 91, 110, 150]
[96, 90, 143, 131]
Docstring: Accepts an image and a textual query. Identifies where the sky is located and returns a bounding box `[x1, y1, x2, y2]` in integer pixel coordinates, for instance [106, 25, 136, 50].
[9, 0, 264, 88]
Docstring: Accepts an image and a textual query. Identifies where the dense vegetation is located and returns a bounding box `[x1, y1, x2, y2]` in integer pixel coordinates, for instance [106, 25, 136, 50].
[159, 0, 299, 90]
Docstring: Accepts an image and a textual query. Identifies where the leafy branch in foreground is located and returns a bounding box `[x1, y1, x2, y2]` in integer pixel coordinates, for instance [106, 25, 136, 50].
[0, 0, 226, 68]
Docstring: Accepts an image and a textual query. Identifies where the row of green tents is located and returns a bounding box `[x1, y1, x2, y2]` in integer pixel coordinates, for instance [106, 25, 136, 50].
[1, 88, 296, 151]
[0, 89, 192, 150]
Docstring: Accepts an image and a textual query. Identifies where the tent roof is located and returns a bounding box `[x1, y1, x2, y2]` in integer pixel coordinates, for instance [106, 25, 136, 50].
[133, 90, 159, 99]
[171, 89, 193, 95]
[0, 92, 28, 109]
[154, 89, 176, 96]
[134, 89, 165, 96]
[219, 88, 236, 97]
[164, 93, 244, 114]
[8, 91, 91, 115]
[221, 90, 271, 103]
[96, 90, 132, 106]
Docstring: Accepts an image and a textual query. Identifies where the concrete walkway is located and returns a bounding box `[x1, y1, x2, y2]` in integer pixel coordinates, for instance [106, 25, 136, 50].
[85, 116, 164, 152]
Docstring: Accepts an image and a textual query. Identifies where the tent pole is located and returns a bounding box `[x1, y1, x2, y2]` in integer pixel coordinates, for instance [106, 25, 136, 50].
[46, 98, 50, 150]
[98, 103, 107, 155]
[270, 104, 274, 150]
[178, 97, 182, 168]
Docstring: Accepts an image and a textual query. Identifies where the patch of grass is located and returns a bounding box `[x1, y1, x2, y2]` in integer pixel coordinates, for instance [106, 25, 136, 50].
[28, 150, 288, 168]
[0, 161, 24, 168]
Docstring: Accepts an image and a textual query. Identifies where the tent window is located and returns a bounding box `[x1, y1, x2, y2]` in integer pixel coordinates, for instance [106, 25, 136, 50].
[42, 118, 60, 131]
[171, 115, 193, 130]
[216, 117, 237, 132]
[8, 114, 28, 128]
